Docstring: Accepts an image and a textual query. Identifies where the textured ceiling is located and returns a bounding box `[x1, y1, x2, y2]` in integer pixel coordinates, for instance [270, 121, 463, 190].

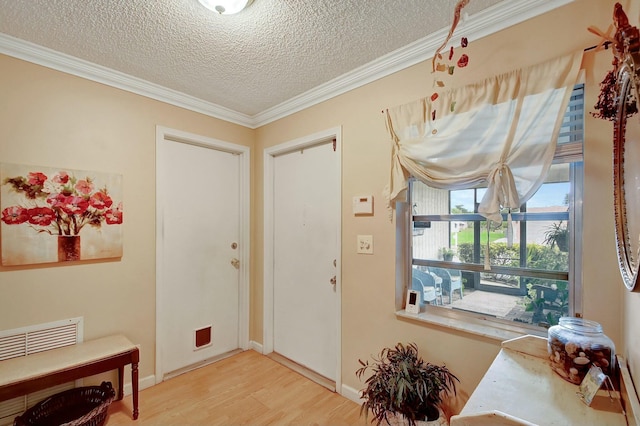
[0, 0, 508, 118]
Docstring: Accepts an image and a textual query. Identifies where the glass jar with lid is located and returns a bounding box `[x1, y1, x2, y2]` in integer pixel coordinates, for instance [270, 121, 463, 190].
[547, 317, 615, 384]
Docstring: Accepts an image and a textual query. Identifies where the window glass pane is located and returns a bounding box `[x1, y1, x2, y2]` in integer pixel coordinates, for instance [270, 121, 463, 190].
[525, 219, 569, 272]
[524, 164, 570, 272]
[410, 265, 569, 326]
[412, 184, 448, 215]
[450, 190, 474, 214]
[412, 220, 450, 260]
[412, 184, 450, 260]
[410, 162, 573, 327]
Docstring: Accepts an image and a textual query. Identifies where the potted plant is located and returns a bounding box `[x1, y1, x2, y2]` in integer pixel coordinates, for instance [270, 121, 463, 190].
[440, 247, 455, 261]
[543, 221, 569, 252]
[356, 342, 459, 426]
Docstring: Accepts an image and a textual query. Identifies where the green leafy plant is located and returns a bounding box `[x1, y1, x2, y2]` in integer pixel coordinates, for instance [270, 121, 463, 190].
[524, 281, 568, 327]
[356, 342, 458, 425]
[543, 221, 569, 252]
[440, 247, 455, 261]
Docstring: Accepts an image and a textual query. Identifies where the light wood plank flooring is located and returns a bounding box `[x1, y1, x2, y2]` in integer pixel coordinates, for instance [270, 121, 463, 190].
[106, 349, 363, 425]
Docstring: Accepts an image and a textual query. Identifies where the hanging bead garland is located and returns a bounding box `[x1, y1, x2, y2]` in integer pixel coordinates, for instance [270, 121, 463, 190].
[430, 0, 471, 121]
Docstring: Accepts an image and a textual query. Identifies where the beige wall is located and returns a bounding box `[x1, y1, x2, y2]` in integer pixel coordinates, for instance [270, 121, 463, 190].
[0, 0, 638, 408]
[0, 55, 254, 383]
[255, 0, 635, 398]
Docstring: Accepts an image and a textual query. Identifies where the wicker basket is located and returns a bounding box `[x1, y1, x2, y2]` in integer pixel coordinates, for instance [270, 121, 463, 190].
[14, 381, 116, 426]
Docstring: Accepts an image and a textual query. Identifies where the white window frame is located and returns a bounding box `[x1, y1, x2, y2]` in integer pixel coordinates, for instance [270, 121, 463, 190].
[395, 85, 584, 340]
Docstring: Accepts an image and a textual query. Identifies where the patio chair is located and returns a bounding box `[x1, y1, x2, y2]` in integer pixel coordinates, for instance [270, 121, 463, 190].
[411, 268, 442, 306]
[430, 267, 463, 304]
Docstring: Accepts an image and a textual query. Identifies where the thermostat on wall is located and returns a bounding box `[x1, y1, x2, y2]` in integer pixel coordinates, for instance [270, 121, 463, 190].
[353, 195, 373, 215]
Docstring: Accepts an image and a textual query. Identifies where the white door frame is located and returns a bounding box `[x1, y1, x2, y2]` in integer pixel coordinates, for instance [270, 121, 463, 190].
[155, 125, 250, 382]
[263, 126, 342, 392]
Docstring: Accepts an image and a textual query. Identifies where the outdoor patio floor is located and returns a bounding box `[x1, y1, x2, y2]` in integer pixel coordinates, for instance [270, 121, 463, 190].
[445, 288, 534, 323]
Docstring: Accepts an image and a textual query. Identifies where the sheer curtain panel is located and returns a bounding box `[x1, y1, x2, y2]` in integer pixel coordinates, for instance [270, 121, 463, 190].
[384, 52, 583, 224]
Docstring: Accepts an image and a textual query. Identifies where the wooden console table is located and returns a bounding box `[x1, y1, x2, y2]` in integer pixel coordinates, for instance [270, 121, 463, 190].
[0, 334, 139, 420]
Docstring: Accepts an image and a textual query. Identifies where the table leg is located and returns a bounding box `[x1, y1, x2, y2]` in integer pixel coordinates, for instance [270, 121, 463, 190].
[132, 361, 139, 420]
[117, 366, 125, 401]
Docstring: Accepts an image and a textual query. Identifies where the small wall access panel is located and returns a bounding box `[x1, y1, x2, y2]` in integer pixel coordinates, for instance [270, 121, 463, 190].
[352, 195, 373, 215]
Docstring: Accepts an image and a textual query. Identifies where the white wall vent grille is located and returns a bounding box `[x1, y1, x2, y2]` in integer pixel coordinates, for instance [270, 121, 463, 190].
[0, 318, 83, 425]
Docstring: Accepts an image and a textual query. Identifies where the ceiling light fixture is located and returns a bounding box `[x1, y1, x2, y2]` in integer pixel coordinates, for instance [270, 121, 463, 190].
[198, 0, 252, 15]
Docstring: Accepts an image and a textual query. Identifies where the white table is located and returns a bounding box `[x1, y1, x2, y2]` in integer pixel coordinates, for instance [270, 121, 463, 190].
[450, 335, 626, 426]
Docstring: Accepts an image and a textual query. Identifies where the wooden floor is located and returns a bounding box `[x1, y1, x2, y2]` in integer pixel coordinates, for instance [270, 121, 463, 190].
[106, 350, 363, 425]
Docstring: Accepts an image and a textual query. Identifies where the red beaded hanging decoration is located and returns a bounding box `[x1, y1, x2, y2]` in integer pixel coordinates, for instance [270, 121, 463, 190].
[430, 0, 471, 120]
[457, 54, 469, 68]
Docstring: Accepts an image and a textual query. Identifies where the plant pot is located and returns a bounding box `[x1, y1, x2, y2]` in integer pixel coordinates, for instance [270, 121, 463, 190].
[556, 237, 569, 252]
[387, 409, 449, 426]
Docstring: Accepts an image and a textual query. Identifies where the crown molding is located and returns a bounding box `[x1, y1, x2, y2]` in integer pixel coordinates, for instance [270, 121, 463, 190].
[0, 0, 572, 129]
[252, 0, 574, 127]
[0, 33, 254, 128]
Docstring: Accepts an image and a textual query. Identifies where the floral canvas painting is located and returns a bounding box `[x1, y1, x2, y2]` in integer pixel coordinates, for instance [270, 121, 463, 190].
[1, 163, 123, 266]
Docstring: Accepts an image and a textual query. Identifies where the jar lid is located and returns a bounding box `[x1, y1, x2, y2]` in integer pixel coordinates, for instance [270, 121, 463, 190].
[558, 316, 603, 333]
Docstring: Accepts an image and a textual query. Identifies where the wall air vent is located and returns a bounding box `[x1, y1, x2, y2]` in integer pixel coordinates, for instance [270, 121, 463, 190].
[0, 318, 83, 425]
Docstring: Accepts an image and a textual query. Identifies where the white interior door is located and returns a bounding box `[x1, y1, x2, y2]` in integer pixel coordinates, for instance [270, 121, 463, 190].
[156, 127, 249, 380]
[266, 129, 341, 383]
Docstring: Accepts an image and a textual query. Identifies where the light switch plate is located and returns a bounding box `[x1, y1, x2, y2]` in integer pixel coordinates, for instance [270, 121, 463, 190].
[357, 235, 373, 254]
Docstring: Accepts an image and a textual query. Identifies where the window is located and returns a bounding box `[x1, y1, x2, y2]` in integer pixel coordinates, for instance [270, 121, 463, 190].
[401, 85, 584, 332]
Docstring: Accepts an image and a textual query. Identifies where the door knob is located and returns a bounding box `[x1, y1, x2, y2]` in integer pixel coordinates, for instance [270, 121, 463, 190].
[330, 276, 336, 286]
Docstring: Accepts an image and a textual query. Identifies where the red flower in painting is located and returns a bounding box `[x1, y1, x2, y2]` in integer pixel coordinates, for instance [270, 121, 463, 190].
[46, 193, 66, 209]
[105, 203, 123, 225]
[1, 206, 29, 224]
[75, 179, 93, 195]
[2, 169, 123, 236]
[27, 172, 47, 186]
[89, 191, 113, 210]
[60, 196, 89, 216]
[52, 171, 69, 184]
[27, 207, 55, 226]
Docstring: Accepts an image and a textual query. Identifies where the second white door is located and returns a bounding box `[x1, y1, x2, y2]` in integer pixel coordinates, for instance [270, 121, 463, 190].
[270, 134, 340, 382]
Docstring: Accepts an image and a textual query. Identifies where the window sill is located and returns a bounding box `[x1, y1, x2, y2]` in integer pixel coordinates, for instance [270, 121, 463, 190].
[396, 309, 547, 343]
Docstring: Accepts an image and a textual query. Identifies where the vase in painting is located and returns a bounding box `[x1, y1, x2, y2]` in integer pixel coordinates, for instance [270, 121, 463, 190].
[58, 235, 81, 262]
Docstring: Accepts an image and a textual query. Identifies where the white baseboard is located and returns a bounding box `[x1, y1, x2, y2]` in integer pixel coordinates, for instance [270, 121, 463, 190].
[249, 340, 263, 354]
[341, 383, 363, 405]
[123, 374, 156, 396]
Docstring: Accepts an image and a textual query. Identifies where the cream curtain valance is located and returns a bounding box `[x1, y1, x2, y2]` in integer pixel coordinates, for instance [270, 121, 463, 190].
[384, 52, 583, 223]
